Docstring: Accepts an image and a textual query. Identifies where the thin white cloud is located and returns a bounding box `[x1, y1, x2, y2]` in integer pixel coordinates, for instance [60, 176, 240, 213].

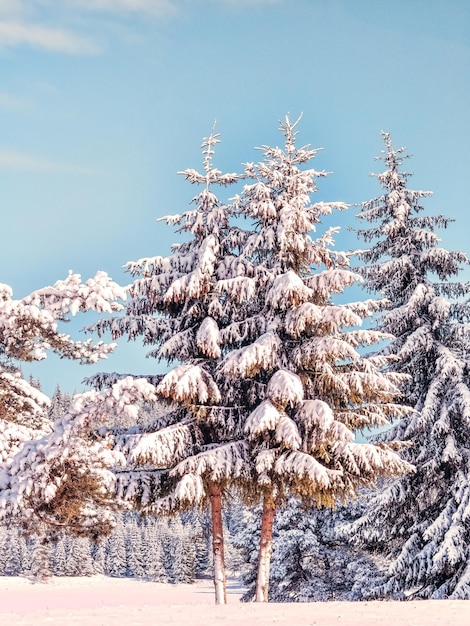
[62, 0, 177, 18]
[0, 92, 29, 111]
[0, 148, 94, 174]
[0, 20, 98, 54]
[0, 0, 29, 18]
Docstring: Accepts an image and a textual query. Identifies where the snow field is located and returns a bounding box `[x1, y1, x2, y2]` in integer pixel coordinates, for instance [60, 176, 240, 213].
[0, 576, 469, 626]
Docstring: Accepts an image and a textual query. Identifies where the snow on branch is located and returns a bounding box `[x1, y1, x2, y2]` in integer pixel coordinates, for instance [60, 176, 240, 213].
[215, 276, 256, 303]
[267, 271, 314, 310]
[219, 331, 280, 378]
[244, 400, 282, 438]
[0, 272, 125, 364]
[332, 442, 414, 479]
[156, 364, 221, 404]
[294, 336, 359, 369]
[170, 440, 250, 483]
[307, 268, 361, 299]
[22, 271, 126, 317]
[284, 302, 322, 337]
[266, 370, 304, 409]
[296, 399, 334, 433]
[0, 371, 50, 427]
[275, 415, 302, 450]
[196, 317, 221, 359]
[0, 418, 50, 464]
[274, 450, 340, 489]
[117, 422, 195, 467]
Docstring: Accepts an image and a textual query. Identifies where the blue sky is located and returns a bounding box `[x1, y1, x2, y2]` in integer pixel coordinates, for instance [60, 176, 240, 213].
[1, 0, 469, 396]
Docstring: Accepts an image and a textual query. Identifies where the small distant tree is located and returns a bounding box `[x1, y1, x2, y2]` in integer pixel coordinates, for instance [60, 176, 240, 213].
[168, 517, 196, 583]
[48, 385, 72, 421]
[53, 536, 67, 576]
[30, 533, 53, 582]
[3, 526, 29, 576]
[141, 518, 167, 582]
[125, 515, 145, 577]
[69, 537, 94, 577]
[91, 539, 106, 575]
[348, 133, 470, 599]
[105, 514, 127, 577]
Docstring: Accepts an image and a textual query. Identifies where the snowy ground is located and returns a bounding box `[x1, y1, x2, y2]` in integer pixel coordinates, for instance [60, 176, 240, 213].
[0, 576, 469, 626]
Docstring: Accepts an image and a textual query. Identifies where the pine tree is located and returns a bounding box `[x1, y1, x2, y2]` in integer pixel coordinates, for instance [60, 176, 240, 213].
[30, 533, 53, 582]
[48, 385, 72, 421]
[125, 515, 145, 577]
[141, 518, 167, 582]
[261, 499, 382, 601]
[217, 117, 414, 601]
[68, 536, 94, 577]
[88, 130, 249, 603]
[167, 517, 196, 583]
[105, 514, 127, 577]
[349, 132, 470, 599]
[0, 525, 7, 574]
[3, 526, 28, 576]
[53, 536, 67, 576]
[91, 539, 106, 575]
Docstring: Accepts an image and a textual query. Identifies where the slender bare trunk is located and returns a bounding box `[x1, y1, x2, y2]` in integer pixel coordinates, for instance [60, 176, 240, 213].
[209, 483, 227, 605]
[255, 495, 276, 602]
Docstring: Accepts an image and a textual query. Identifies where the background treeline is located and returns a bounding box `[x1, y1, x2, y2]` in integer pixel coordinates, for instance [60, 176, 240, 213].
[0, 508, 242, 583]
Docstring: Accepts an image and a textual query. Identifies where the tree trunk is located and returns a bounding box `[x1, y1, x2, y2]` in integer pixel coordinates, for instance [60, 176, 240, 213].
[209, 483, 227, 605]
[255, 495, 276, 602]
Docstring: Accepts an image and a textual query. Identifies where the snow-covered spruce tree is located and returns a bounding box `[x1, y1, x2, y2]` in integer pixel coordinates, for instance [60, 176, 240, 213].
[105, 514, 127, 577]
[261, 499, 384, 601]
[30, 532, 53, 582]
[0, 271, 125, 467]
[217, 117, 414, 602]
[347, 133, 470, 599]
[48, 385, 72, 421]
[88, 131, 250, 604]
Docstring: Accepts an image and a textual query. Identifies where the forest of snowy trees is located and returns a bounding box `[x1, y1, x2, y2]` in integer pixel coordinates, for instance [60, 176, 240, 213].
[1, 118, 469, 603]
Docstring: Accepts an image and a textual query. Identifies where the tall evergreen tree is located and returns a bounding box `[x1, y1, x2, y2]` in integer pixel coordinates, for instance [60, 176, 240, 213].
[217, 117, 414, 601]
[349, 132, 470, 599]
[89, 130, 249, 603]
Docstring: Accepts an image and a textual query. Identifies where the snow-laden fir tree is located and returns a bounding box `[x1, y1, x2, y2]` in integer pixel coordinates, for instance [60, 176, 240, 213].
[217, 117, 414, 601]
[125, 516, 145, 578]
[105, 514, 127, 577]
[53, 536, 67, 576]
[345, 132, 470, 599]
[141, 518, 167, 582]
[88, 131, 249, 603]
[30, 533, 53, 582]
[48, 385, 72, 421]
